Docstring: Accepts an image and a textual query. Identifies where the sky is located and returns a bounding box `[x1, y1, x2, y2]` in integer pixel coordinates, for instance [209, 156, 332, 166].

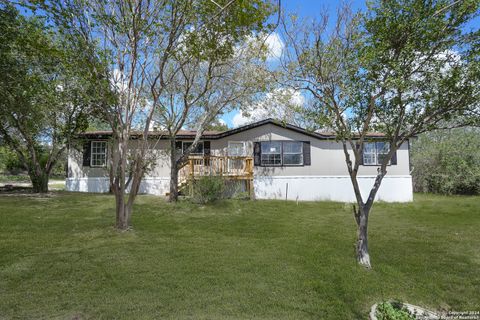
[222, 0, 369, 128]
[17, 0, 478, 130]
[221, 0, 480, 129]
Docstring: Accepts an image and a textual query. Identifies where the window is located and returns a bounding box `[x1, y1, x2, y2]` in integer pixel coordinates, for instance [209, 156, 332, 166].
[260, 141, 303, 166]
[228, 141, 246, 156]
[282, 141, 303, 165]
[91, 141, 107, 167]
[182, 141, 204, 155]
[228, 141, 246, 171]
[363, 142, 390, 165]
[261, 141, 282, 166]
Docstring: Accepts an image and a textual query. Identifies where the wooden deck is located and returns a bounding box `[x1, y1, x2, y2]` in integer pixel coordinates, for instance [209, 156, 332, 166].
[179, 155, 254, 196]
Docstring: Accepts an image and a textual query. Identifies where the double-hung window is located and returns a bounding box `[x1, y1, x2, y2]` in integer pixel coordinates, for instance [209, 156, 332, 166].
[282, 141, 303, 165]
[91, 141, 107, 167]
[363, 142, 390, 165]
[260, 141, 303, 166]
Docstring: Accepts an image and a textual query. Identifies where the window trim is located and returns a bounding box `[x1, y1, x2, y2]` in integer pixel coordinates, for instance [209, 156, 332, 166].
[259, 140, 305, 167]
[362, 141, 391, 166]
[90, 140, 107, 168]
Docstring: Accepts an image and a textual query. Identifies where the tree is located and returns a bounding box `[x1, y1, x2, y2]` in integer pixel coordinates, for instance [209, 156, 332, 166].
[37, 0, 275, 228]
[411, 127, 480, 195]
[281, 0, 479, 268]
[232, 87, 309, 128]
[204, 118, 229, 132]
[155, 33, 272, 202]
[0, 5, 99, 192]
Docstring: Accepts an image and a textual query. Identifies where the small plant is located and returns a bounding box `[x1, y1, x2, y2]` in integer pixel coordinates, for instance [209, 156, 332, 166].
[192, 175, 225, 204]
[376, 301, 415, 320]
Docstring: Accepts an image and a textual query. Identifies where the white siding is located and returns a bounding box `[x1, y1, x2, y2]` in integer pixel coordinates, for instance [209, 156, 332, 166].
[254, 175, 413, 202]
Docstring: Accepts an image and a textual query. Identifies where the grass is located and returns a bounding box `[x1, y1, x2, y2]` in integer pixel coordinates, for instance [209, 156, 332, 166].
[0, 193, 479, 319]
[0, 174, 31, 183]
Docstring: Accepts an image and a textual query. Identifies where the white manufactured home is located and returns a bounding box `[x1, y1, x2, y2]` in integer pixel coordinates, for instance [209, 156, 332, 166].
[66, 119, 413, 202]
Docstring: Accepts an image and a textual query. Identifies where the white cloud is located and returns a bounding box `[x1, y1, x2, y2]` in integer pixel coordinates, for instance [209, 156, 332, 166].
[263, 32, 284, 60]
[238, 31, 285, 61]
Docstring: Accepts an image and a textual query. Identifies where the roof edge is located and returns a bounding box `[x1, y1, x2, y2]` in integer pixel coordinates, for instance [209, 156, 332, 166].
[78, 118, 392, 140]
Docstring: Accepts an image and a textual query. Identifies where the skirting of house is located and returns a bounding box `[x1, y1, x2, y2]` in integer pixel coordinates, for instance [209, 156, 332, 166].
[253, 175, 413, 202]
[65, 177, 170, 196]
[66, 175, 412, 202]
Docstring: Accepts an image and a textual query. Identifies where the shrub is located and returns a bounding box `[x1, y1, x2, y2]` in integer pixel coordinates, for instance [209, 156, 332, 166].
[375, 301, 415, 320]
[0, 147, 25, 174]
[411, 128, 480, 195]
[192, 175, 225, 204]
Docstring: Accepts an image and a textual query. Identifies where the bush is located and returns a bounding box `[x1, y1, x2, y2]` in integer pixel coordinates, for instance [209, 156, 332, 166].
[411, 128, 480, 195]
[375, 301, 415, 320]
[192, 175, 225, 204]
[0, 147, 25, 174]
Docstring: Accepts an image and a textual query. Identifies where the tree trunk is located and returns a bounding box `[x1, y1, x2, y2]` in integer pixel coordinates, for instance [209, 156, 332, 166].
[355, 207, 371, 268]
[111, 131, 131, 231]
[29, 170, 49, 193]
[169, 163, 179, 202]
[168, 139, 180, 202]
[115, 190, 130, 230]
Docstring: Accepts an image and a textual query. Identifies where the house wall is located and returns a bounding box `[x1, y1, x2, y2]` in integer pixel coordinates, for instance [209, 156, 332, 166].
[66, 123, 413, 202]
[210, 123, 410, 176]
[210, 123, 412, 202]
[66, 139, 172, 195]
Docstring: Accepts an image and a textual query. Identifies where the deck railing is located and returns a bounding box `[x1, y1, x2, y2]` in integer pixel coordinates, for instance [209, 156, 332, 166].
[179, 155, 254, 184]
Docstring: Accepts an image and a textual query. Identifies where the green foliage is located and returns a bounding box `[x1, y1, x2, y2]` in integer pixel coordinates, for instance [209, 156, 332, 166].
[192, 175, 225, 204]
[0, 174, 31, 183]
[293, 0, 479, 140]
[412, 128, 480, 195]
[376, 302, 415, 320]
[360, 0, 480, 134]
[0, 146, 66, 177]
[180, 0, 276, 60]
[0, 4, 106, 190]
[0, 147, 25, 174]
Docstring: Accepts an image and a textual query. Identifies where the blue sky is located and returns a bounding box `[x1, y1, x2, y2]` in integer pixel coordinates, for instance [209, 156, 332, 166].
[222, 0, 367, 128]
[221, 0, 480, 128]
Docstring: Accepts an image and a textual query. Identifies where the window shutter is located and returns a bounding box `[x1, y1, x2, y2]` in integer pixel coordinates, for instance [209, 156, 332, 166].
[253, 142, 261, 166]
[391, 149, 398, 165]
[303, 141, 311, 165]
[204, 141, 211, 156]
[356, 143, 364, 165]
[83, 141, 91, 167]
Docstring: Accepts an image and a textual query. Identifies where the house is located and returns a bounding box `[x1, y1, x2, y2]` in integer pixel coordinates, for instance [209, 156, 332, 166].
[66, 119, 413, 202]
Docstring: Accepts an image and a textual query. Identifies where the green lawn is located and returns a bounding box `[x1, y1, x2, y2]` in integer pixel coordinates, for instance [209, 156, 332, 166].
[0, 174, 31, 183]
[0, 193, 479, 319]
